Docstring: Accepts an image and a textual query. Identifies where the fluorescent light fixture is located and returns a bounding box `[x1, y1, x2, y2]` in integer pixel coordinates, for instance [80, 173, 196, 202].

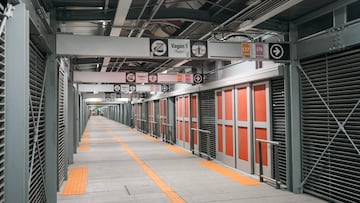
[174, 59, 190, 67]
[150, 91, 155, 95]
[162, 70, 168, 74]
[115, 98, 129, 102]
[85, 98, 102, 102]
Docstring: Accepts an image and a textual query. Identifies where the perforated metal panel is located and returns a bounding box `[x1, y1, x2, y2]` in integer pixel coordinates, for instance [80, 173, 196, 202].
[199, 90, 216, 158]
[58, 66, 66, 188]
[29, 42, 47, 203]
[300, 47, 360, 202]
[271, 78, 286, 185]
[0, 18, 5, 202]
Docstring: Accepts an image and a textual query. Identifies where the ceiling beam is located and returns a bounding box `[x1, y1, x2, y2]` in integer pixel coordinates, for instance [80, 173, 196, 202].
[101, 0, 132, 72]
[56, 7, 231, 24]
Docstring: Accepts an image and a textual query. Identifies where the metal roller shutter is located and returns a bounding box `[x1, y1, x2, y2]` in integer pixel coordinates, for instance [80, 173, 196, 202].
[29, 41, 47, 203]
[300, 47, 360, 202]
[0, 17, 5, 202]
[271, 78, 287, 185]
[199, 90, 216, 158]
[58, 66, 66, 188]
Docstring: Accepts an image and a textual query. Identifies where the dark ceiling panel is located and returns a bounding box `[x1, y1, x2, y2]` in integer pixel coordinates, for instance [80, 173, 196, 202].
[52, 0, 118, 8]
[56, 7, 232, 24]
[273, 0, 338, 21]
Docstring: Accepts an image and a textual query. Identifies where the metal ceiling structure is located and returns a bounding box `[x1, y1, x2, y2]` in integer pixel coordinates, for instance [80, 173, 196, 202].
[49, 0, 338, 73]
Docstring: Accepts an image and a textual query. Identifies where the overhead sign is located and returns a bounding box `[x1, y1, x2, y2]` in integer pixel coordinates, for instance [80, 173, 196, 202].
[136, 72, 148, 83]
[193, 73, 204, 84]
[191, 40, 207, 58]
[242, 43, 251, 57]
[176, 73, 193, 83]
[136, 85, 161, 92]
[126, 72, 136, 83]
[269, 43, 290, 60]
[161, 84, 169, 92]
[148, 73, 158, 83]
[121, 84, 130, 93]
[150, 39, 168, 57]
[129, 85, 136, 92]
[58, 34, 290, 62]
[255, 43, 268, 58]
[114, 84, 121, 92]
[168, 39, 190, 58]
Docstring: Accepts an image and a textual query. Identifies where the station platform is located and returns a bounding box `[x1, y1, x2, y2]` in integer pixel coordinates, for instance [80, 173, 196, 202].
[57, 116, 325, 203]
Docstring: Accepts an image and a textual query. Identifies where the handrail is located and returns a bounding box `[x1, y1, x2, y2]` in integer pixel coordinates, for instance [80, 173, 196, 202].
[256, 139, 279, 145]
[160, 122, 173, 144]
[256, 138, 280, 189]
[191, 128, 212, 160]
[149, 121, 157, 124]
[191, 128, 211, 134]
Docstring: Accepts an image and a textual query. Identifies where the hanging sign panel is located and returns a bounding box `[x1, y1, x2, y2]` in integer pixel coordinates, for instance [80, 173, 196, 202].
[168, 39, 191, 58]
[191, 40, 208, 58]
[242, 43, 251, 57]
[254, 43, 269, 59]
[136, 72, 149, 83]
[193, 73, 204, 84]
[126, 72, 136, 83]
[148, 73, 158, 83]
[150, 39, 168, 57]
[58, 34, 290, 62]
[121, 84, 130, 93]
[268, 43, 290, 60]
[136, 85, 162, 92]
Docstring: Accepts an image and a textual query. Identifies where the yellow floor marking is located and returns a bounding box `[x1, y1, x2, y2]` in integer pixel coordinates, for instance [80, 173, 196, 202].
[81, 138, 89, 144]
[78, 145, 90, 151]
[88, 141, 117, 145]
[62, 167, 88, 195]
[83, 131, 90, 138]
[199, 161, 261, 186]
[165, 145, 189, 155]
[109, 130, 185, 203]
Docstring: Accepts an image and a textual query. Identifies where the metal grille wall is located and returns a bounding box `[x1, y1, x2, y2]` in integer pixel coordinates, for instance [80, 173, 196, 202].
[300, 47, 360, 202]
[0, 19, 5, 202]
[199, 90, 216, 158]
[271, 78, 286, 185]
[29, 42, 47, 203]
[58, 66, 66, 188]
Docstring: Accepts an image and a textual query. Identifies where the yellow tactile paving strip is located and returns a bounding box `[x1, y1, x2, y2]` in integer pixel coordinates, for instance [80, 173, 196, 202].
[199, 161, 261, 186]
[165, 145, 189, 155]
[62, 167, 88, 195]
[78, 145, 90, 151]
[78, 131, 90, 150]
[109, 130, 185, 203]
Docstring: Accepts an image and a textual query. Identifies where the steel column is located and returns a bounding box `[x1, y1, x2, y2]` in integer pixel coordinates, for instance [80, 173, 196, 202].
[286, 23, 302, 193]
[5, 3, 30, 202]
[67, 72, 74, 164]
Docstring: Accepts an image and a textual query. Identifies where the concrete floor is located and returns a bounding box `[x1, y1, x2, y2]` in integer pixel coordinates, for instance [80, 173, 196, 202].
[57, 116, 325, 203]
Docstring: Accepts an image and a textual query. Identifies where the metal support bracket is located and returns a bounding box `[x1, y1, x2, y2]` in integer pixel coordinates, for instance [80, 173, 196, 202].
[0, 4, 15, 35]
